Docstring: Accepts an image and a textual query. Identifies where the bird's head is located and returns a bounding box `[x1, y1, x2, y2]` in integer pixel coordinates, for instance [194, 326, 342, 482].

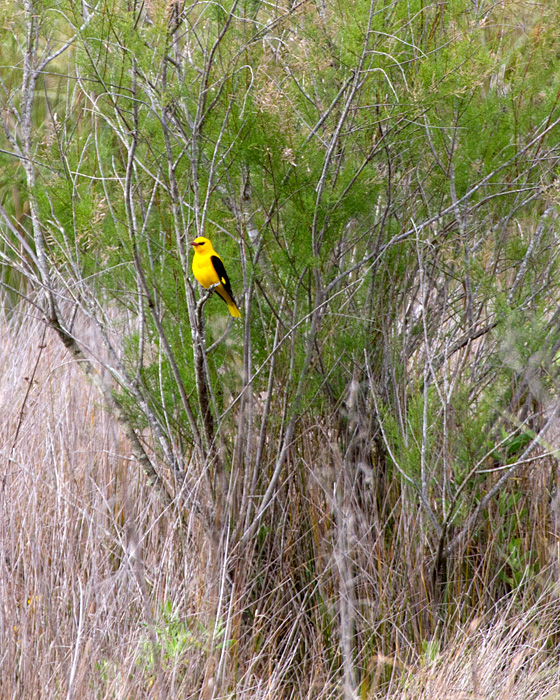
[191, 236, 213, 253]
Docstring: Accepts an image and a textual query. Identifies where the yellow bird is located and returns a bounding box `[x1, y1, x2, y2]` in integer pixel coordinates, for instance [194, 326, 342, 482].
[191, 236, 241, 318]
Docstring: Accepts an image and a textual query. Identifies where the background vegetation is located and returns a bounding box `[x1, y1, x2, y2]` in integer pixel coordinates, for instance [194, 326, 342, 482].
[2, 0, 560, 697]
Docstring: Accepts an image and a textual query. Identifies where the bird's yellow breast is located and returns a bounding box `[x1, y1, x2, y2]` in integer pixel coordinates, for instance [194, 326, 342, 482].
[192, 253, 221, 289]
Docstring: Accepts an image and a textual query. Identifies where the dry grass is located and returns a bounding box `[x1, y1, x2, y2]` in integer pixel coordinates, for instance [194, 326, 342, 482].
[0, 312, 199, 698]
[1, 311, 560, 700]
[378, 597, 560, 700]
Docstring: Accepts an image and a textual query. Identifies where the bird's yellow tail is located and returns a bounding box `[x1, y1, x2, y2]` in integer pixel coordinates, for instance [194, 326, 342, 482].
[228, 302, 241, 318]
[215, 284, 241, 317]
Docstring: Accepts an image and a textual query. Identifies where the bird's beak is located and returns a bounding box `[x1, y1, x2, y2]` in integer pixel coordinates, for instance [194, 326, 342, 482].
[190, 241, 197, 247]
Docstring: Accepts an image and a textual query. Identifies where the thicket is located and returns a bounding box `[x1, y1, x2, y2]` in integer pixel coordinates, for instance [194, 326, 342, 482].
[2, 0, 560, 697]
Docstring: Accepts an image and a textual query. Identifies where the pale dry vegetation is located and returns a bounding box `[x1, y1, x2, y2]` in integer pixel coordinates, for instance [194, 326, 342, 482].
[2, 311, 560, 697]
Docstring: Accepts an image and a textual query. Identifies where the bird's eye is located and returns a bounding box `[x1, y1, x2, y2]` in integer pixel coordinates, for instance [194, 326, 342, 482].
[199, 242, 205, 246]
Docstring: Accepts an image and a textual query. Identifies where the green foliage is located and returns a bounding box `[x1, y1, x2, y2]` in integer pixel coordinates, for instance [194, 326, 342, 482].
[420, 638, 442, 666]
[139, 602, 234, 676]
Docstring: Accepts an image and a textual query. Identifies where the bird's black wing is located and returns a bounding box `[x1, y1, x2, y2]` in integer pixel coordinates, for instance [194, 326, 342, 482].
[211, 255, 237, 305]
